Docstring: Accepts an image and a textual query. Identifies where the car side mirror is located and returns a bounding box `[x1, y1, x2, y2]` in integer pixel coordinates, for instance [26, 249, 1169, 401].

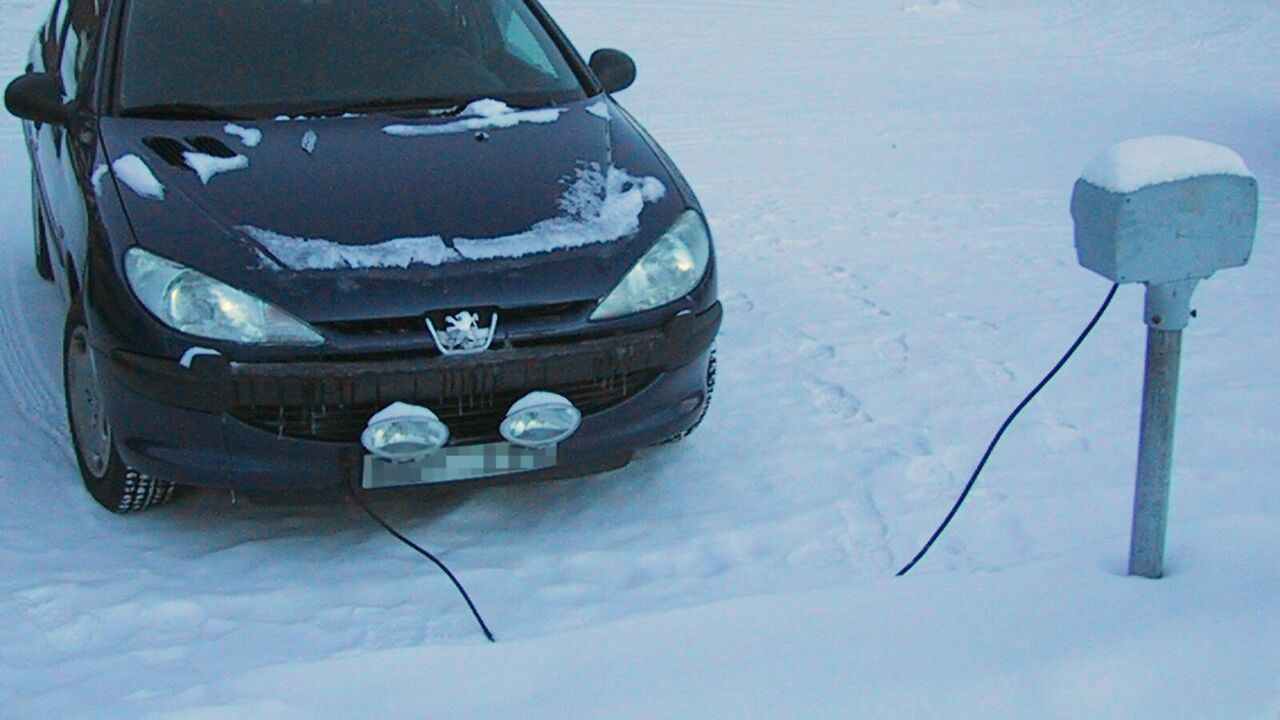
[5, 72, 71, 126]
[589, 49, 637, 94]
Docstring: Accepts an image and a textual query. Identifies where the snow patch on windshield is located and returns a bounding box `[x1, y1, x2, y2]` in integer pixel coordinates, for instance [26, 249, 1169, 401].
[223, 124, 262, 148]
[183, 152, 250, 185]
[241, 163, 664, 270]
[90, 164, 109, 196]
[383, 98, 565, 138]
[111, 155, 165, 201]
[240, 226, 460, 271]
[1081, 136, 1254, 194]
[453, 164, 665, 261]
[586, 101, 611, 121]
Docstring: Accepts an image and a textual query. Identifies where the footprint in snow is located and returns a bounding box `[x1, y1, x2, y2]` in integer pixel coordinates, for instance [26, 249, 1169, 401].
[874, 333, 909, 364]
[797, 332, 836, 360]
[945, 312, 1001, 333]
[974, 359, 1016, 386]
[905, 455, 960, 504]
[806, 379, 870, 422]
[851, 296, 892, 317]
[824, 264, 870, 291]
[1024, 419, 1090, 454]
[723, 291, 755, 314]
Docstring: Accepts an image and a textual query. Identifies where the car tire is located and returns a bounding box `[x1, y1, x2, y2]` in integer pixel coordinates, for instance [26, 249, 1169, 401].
[63, 301, 176, 513]
[31, 172, 54, 282]
[661, 346, 716, 444]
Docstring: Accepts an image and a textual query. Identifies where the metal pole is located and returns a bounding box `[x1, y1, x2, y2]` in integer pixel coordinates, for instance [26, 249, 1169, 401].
[1128, 327, 1183, 579]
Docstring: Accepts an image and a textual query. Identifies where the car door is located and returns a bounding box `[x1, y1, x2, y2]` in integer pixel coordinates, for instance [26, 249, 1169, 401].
[35, 0, 100, 292]
[30, 0, 65, 250]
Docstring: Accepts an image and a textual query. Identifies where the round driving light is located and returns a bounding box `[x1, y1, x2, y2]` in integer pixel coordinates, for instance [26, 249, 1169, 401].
[361, 402, 449, 463]
[499, 392, 582, 448]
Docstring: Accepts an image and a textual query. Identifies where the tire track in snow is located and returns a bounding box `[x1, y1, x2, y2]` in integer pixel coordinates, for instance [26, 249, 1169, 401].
[1026, 0, 1267, 61]
[836, 490, 894, 574]
[0, 240, 74, 465]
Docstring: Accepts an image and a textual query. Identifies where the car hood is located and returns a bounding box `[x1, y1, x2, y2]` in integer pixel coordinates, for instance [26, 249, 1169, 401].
[98, 98, 688, 323]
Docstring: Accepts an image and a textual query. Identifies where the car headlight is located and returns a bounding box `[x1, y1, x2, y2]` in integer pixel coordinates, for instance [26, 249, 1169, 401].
[124, 247, 324, 345]
[590, 210, 711, 321]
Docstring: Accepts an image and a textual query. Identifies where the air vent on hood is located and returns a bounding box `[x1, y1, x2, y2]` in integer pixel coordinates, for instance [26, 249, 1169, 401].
[142, 136, 240, 171]
[185, 136, 238, 158]
[141, 137, 189, 168]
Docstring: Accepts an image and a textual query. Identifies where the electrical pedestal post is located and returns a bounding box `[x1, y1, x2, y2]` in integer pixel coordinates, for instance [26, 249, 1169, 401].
[1071, 137, 1258, 580]
[1129, 281, 1195, 578]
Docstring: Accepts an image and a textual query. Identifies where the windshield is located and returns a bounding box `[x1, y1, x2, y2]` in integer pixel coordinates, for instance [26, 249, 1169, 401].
[115, 0, 589, 117]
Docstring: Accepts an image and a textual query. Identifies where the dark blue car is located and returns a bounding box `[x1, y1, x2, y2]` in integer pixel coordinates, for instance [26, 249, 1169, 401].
[6, 0, 719, 513]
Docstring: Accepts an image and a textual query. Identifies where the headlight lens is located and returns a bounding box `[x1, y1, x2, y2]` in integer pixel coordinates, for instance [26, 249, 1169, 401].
[124, 247, 324, 345]
[590, 210, 711, 321]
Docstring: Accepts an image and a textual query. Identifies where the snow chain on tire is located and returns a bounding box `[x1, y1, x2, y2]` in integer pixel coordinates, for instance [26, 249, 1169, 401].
[65, 301, 178, 514]
[116, 470, 176, 513]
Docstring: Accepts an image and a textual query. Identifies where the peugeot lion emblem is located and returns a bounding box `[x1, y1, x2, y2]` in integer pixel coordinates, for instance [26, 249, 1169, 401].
[427, 310, 498, 355]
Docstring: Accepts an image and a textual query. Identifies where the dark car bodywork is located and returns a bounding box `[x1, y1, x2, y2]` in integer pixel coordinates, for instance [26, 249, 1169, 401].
[13, 0, 719, 501]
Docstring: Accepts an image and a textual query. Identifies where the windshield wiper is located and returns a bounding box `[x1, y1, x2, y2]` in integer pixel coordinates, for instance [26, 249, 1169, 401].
[288, 97, 469, 118]
[119, 102, 250, 120]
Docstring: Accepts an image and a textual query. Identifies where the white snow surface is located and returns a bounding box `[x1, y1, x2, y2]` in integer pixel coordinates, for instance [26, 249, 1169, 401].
[222, 123, 262, 148]
[1081, 136, 1254, 193]
[241, 164, 663, 269]
[182, 152, 250, 185]
[177, 347, 221, 369]
[367, 402, 443, 426]
[904, 0, 964, 16]
[585, 100, 610, 121]
[383, 98, 565, 137]
[2, 1, 1278, 718]
[506, 391, 576, 417]
[110, 154, 165, 200]
[89, 163, 108, 195]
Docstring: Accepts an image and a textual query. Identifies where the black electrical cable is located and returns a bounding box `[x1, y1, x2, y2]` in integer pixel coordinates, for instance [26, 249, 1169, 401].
[348, 479, 496, 642]
[897, 283, 1120, 577]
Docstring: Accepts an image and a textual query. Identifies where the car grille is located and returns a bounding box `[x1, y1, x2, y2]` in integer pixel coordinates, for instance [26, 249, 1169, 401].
[313, 301, 595, 339]
[228, 367, 658, 444]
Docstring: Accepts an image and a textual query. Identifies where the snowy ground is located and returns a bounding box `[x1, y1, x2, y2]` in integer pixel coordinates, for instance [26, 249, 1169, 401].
[2, 1, 1278, 718]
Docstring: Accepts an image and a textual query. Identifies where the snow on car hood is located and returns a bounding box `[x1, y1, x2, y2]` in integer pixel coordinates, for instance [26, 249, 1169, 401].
[382, 98, 566, 138]
[239, 163, 665, 271]
[97, 99, 690, 322]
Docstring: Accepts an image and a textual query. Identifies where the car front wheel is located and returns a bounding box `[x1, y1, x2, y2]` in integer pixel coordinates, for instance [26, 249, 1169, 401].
[662, 346, 717, 444]
[64, 301, 175, 513]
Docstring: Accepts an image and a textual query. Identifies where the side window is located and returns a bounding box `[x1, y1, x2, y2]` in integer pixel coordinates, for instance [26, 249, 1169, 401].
[57, 0, 97, 101]
[41, 0, 66, 71]
[496, 5, 556, 76]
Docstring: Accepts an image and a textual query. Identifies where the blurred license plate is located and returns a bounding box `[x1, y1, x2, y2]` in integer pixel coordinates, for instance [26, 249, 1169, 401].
[362, 443, 557, 489]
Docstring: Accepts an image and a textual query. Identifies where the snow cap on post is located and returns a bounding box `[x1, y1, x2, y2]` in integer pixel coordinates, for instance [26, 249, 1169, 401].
[1071, 136, 1258, 290]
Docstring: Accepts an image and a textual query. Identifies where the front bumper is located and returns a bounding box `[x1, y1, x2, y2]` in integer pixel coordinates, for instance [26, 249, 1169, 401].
[96, 303, 721, 490]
